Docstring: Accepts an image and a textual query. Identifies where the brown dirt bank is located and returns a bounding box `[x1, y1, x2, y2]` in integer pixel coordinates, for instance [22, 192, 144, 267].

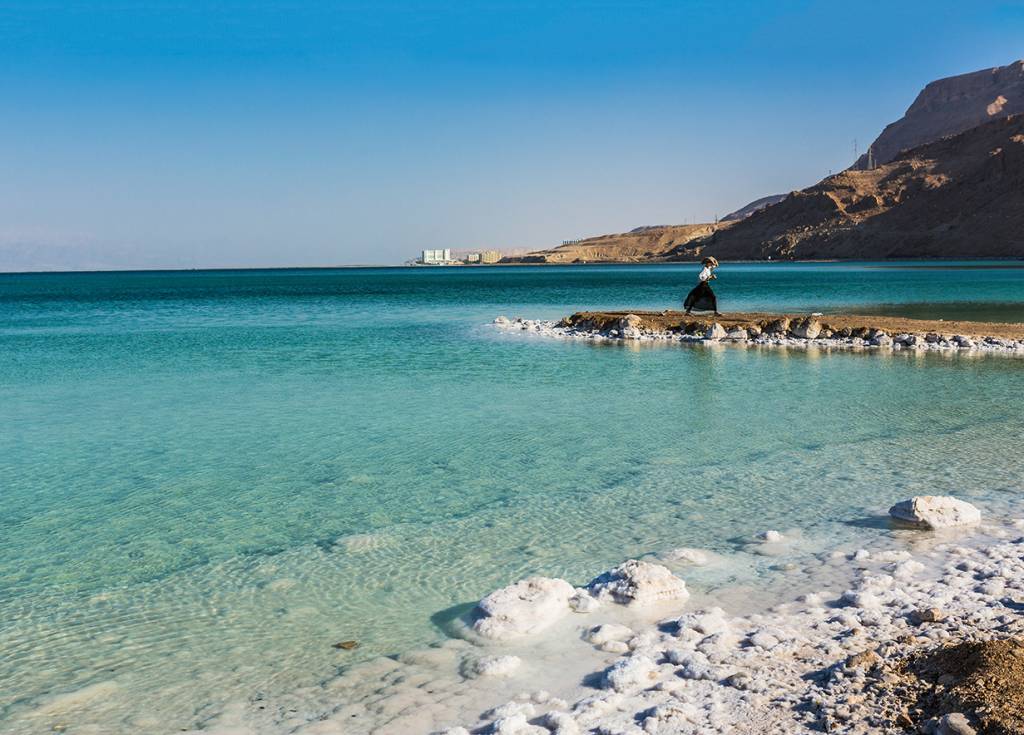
[855, 637, 1024, 735]
[560, 310, 1024, 342]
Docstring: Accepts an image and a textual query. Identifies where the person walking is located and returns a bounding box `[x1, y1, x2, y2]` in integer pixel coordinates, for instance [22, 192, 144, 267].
[683, 257, 721, 316]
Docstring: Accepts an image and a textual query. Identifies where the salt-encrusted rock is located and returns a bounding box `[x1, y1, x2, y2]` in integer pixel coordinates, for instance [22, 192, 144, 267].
[471, 655, 522, 677]
[758, 530, 785, 543]
[491, 712, 547, 735]
[704, 323, 727, 341]
[435, 728, 471, 735]
[642, 702, 700, 731]
[748, 630, 782, 649]
[618, 314, 644, 339]
[723, 671, 754, 690]
[888, 496, 981, 529]
[938, 712, 977, 735]
[584, 623, 634, 646]
[725, 328, 748, 340]
[569, 588, 600, 613]
[891, 559, 925, 579]
[542, 711, 580, 735]
[484, 701, 536, 721]
[871, 332, 892, 346]
[909, 608, 947, 625]
[763, 318, 790, 334]
[676, 607, 730, 636]
[953, 335, 975, 348]
[588, 560, 689, 606]
[473, 577, 575, 640]
[660, 547, 709, 566]
[844, 650, 881, 670]
[789, 317, 822, 339]
[602, 654, 658, 692]
[494, 315, 512, 325]
[667, 650, 716, 680]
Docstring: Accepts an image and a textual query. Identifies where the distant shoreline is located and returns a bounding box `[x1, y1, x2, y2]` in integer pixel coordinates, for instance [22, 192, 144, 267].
[2, 257, 1024, 277]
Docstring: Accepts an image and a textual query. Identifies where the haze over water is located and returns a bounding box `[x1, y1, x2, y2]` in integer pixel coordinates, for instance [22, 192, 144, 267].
[2, 262, 1024, 733]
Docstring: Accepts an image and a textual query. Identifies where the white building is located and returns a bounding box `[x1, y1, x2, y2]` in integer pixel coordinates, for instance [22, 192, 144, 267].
[421, 249, 452, 264]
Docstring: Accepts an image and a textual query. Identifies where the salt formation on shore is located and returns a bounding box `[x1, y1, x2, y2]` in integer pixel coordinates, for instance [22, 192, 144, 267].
[889, 496, 982, 529]
[252, 489, 1024, 735]
[587, 560, 690, 607]
[493, 315, 1024, 355]
[473, 578, 577, 640]
[413, 494, 1024, 735]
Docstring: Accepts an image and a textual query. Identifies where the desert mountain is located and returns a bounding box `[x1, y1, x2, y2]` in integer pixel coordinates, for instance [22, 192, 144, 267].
[518, 61, 1024, 263]
[670, 113, 1024, 260]
[523, 223, 728, 263]
[853, 60, 1024, 169]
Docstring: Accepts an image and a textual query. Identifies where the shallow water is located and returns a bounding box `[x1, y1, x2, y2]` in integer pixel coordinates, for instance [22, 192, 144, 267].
[2, 262, 1023, 733]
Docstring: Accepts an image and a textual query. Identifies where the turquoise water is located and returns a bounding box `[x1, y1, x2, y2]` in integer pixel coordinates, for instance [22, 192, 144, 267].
[2, 262, 1024, 733]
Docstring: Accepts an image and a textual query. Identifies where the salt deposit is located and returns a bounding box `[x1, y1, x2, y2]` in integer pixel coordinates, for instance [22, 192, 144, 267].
[493, 315, 1024, 357]
[889, 495, 982, 529]
[428, 522, 1024, 734]
[586, 560, 689, 607]
[472, 577, 576, 640]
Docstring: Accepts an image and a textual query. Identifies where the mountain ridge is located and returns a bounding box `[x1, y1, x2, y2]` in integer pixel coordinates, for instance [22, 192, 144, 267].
[518, 60, 1024, 263]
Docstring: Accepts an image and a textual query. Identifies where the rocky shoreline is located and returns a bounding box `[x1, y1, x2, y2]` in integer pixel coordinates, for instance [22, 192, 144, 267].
[493, 312, 1024, 355]
[419, 497, 1024, 735]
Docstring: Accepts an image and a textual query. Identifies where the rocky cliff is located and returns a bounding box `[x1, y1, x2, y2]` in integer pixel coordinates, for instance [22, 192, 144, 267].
[669, 113, 1024, 260]
[853, 60, 1024, 169]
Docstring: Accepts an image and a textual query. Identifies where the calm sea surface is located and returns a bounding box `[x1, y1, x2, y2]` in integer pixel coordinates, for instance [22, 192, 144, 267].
[2, 262, 1023, 732]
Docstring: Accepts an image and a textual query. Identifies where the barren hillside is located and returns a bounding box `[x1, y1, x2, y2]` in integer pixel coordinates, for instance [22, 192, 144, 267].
[672, 113, 1024, 260]
[853, 60, 1024, 168]
[523, 223, 730, 263]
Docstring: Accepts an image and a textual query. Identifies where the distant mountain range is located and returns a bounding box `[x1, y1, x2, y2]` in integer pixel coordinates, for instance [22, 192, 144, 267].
[516, 60, 1024, 262]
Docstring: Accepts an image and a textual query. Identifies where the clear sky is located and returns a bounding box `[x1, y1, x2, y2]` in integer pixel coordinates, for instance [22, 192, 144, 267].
[1, 1, 1022, 270]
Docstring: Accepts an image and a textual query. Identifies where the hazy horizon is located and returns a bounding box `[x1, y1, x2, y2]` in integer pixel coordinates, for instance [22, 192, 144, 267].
[2, 1, 1022, 272]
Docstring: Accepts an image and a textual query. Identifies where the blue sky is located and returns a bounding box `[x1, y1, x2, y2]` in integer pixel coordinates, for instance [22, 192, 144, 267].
[1, 1, 1022, 270]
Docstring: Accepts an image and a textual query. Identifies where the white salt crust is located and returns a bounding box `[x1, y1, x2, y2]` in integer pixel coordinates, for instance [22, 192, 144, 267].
[493, 316, 1024, 357]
